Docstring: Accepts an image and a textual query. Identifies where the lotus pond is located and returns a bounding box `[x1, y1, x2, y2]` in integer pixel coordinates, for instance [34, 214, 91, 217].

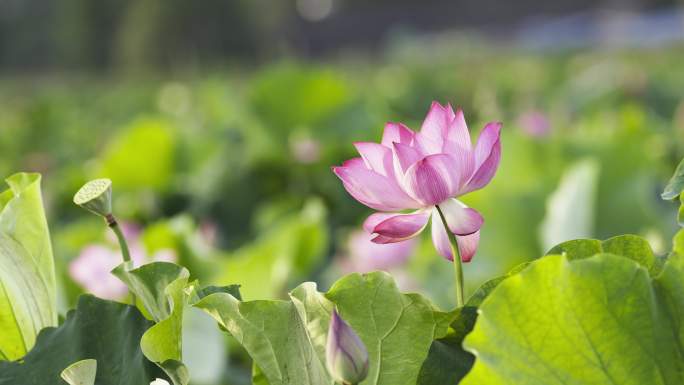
[1, 42, 684, 385]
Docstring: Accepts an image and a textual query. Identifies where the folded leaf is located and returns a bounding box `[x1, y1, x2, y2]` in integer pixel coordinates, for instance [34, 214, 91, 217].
[0, 173, 57, 360]
[113, 262, 192, 385]
[194, 284, 333, 385]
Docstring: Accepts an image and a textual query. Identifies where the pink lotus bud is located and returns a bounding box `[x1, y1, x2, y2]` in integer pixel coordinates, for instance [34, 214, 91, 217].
[326, 310, 369, 384]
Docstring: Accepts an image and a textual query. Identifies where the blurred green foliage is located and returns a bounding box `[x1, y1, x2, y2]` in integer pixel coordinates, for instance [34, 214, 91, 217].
[1, 40, 683, 384]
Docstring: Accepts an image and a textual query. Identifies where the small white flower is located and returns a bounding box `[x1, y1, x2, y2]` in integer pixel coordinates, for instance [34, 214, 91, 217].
[150, 379, 170, 385]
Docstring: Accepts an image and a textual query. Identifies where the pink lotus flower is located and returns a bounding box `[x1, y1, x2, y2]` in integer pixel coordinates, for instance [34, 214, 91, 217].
[333, 102, 501, 262]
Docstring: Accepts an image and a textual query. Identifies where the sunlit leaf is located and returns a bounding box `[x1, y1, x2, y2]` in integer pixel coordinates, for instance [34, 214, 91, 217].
[0, 173, 57, 360]
[461, 253, 684, 385]
[546, 234, 659, 275]
[194, 272, 451, 385]
[113, 262, 191, 385]
[194, 283, 333, 385]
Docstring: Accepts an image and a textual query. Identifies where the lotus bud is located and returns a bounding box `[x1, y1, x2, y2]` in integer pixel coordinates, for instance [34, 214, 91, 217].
[326, 309, 369, 385]
[73, 178, 112, 218]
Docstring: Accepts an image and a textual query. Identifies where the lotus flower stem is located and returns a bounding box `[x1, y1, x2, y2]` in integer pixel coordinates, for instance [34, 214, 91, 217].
[105, 214, 132, 263]
[105, 214, 135, 303]
[435, 204, 464, 307]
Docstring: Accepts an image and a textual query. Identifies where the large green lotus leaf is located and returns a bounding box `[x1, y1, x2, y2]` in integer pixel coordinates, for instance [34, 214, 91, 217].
[0, 173, 57, 360]
[417, 262, 530, 385]
[194, 271, 451, 385]
[546, 234, 659, 275]
[461, 253, 684, 385]
[0, 295, 166, 385]
[421, 235, 662, 385]
[112, 262, 191, 385]
[655, 245, 684, 350]
[662, 157, 684, 200]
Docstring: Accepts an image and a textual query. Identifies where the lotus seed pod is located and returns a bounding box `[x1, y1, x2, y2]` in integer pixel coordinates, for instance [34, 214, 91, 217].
[73, 178, 113, 217]
[326, 309, 369, 385]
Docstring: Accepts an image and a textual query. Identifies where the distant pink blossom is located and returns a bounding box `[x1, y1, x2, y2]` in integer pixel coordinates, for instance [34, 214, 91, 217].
[341, 230, 415, 273]
[291, 137, 321, 164]
[338, 230, 418, 291]
[69, 245, 129, 300]
[333, 102, 502, 262]
[199, 220, 218, 246]
[69, 222, 177, 300]
[517, 110, 550, 138]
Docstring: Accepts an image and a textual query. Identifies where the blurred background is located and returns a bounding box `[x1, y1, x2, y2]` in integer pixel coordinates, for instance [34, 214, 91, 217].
[1, 0, 684, 383]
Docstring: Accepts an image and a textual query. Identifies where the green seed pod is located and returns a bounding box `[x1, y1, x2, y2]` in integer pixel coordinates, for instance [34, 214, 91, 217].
[73, 178, 112, 217]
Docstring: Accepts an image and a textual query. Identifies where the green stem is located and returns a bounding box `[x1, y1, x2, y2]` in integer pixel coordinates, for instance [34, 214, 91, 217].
[106, 214, 135, 304]
[109, 223, 131, 263]
[435, 205, 465, 307]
